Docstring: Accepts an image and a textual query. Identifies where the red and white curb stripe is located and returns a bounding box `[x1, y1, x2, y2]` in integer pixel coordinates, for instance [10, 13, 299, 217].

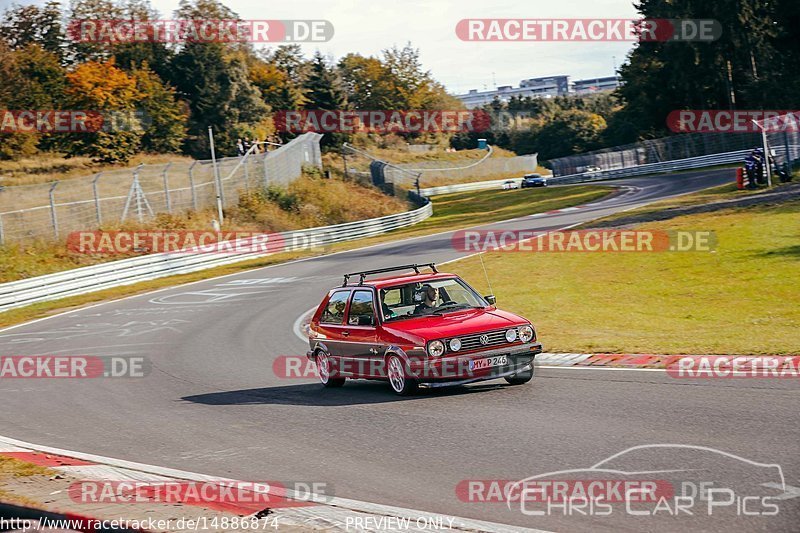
[0, 436, 547, 533]
[536, 352, 671, 369]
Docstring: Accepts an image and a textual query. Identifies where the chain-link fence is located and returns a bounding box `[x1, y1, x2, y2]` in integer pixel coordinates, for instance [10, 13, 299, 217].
[764, 129, 800, 176]
[548, 132, 762, 176]
[0, 133, 323, 245]
[342, 143, 538, 196]
[386, 151, 538, 185]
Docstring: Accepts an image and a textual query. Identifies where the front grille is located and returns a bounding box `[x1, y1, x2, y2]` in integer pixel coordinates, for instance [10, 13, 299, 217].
[449, 329, 513, 352]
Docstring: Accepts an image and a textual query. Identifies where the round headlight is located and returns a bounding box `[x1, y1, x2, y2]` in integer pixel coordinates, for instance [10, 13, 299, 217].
[505, 329, 517, 342]
[519, 325, 534, 343]
[449, 338, 462, 352]
[427, 340, 445, 357]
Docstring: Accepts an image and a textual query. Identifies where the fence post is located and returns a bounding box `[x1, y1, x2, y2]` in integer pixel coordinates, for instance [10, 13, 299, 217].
[162, 163, 172, 213]
[49, 181, 59, 238]
[784, 130, 792, 175]
[134, 164, 145, 222]
[243, 157, 249, 194]
[263, 151, 270, 188]
[92, 172, 103, 225]
[188, 161, 198, 210]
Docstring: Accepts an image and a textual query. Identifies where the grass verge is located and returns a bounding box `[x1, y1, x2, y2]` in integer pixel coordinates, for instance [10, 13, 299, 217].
[0, 456, 55, 506]
[586, 181, 792, 227]
[447, 199, 800, 355]
[0, 185, 613, 330]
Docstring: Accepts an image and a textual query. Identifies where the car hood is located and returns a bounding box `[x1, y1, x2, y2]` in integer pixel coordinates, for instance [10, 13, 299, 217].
[383, 308, 528, 342]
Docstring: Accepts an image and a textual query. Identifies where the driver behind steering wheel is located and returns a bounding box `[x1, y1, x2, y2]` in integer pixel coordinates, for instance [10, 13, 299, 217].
[414, 284, 441, 314]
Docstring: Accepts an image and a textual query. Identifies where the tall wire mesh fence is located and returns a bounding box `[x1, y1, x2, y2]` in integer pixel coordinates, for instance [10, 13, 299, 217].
[763, 127, 800, 176]
[342, 143, 538, 196]
[0, 133, 323, 245]
[548, 132, 763, 176]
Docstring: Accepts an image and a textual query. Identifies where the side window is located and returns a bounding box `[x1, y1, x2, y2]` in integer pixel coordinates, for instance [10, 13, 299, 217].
[321, 291, 349, 325]
[348, 290, 376, 326]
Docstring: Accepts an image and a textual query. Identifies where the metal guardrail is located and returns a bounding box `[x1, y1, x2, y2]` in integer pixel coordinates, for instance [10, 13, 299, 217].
[549, 150, 747, 184]
[0, 147, 750, 312]
[418, 177, 531, 196]
[418, 150, 745, 197]
[0, 200, 433, 312]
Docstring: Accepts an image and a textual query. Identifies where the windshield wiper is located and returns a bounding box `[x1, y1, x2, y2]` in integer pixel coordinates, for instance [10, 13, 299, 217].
[432, 303, 474, 315]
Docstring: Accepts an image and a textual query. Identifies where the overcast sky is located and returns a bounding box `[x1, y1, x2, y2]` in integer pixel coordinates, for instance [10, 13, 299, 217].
[4, 0, 640, 94]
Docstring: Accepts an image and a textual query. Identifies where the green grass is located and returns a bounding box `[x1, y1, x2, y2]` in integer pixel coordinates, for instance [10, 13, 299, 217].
[588, 181, 791, 227]
[386, 186, 611, 235]
[0, 185, 613, 329]
[447, 200, 800, 355]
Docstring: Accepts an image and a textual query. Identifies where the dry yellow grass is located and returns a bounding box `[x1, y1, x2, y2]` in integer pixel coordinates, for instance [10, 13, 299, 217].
[0, 153, 193, 186]
[0, 174, 409, 282]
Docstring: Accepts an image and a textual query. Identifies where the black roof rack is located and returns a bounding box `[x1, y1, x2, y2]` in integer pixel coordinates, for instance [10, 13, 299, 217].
[342, 263, 438, 286]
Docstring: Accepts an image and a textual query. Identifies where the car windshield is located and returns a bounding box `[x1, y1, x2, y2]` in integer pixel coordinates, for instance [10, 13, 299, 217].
[379, 278, 487, 322]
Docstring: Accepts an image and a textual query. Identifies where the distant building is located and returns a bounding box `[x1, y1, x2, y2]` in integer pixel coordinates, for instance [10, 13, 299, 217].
[573, 76, 620, 95]
[455, 75, 619, 108]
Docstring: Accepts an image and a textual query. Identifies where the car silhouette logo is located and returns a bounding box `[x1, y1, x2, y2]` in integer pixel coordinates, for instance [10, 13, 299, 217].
[479, 334, 490, 345]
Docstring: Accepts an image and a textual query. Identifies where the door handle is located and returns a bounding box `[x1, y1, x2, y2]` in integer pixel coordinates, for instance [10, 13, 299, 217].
[342, 331, 349, 337]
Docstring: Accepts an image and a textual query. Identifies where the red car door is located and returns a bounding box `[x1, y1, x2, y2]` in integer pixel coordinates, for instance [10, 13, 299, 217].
[342, 289, 382, 378]
[315, 289, 351, 372]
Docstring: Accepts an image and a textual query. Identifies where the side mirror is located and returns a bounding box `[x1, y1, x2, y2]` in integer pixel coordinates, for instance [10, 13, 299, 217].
[484, 295, 496, 305]
[357, 315, 374, 326]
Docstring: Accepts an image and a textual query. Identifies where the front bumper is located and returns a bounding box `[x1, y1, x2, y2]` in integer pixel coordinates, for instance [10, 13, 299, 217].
[410, 342, 542, 385]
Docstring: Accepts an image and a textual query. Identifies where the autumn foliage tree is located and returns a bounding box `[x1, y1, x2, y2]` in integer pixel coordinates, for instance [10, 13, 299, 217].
[65, 59, 143, 162]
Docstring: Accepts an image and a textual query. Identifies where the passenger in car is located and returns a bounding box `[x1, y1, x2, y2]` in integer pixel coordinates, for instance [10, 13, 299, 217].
[379, 290, 396, 320]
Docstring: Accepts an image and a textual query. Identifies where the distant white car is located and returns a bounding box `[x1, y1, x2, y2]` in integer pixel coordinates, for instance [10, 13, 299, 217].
[502, 180, 519, 190]
[585, 165, 602, 173]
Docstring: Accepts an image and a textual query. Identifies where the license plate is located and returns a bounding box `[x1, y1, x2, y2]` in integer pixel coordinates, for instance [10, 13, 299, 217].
[469, 355, 508, 371]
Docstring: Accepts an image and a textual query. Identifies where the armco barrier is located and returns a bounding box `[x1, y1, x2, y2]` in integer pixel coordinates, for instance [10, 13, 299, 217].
[419, 177, 530, 196]
[549, 150, 748, 185]
[0, 201, 432, 312]
[418, 150, 746, 197]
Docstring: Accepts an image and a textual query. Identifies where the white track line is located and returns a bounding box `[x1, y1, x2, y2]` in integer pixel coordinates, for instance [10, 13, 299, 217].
[0, 435, 548, 533]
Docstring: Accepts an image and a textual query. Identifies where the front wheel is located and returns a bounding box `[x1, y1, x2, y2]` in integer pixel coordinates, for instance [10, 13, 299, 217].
[387, 354, 418, 395]
[316, 351, 345, 388]
[505, 365, 534, 385]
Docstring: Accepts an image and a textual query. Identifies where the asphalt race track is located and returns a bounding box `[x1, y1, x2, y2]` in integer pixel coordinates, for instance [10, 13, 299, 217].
[2, 168, 798, 531]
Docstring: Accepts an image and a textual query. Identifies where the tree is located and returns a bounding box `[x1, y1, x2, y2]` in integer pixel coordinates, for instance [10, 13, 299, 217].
[170, 43, 268, 156]
[612, 0, 800, 140]
[65, 59, 143, 162]
[0, 1, 66, 61]
[132, 66, 187, 153]
[304, 51, 347, 111]
[338, 53, 400, 109]
[66, 0, 124, 62]
[535, 110, 607, 159]
[303, 51, 348, 146]
[111, 0, 174, 80]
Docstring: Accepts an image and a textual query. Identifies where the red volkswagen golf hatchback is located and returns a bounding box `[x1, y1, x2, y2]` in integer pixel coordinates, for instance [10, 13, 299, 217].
[306, 263, 542, 394]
